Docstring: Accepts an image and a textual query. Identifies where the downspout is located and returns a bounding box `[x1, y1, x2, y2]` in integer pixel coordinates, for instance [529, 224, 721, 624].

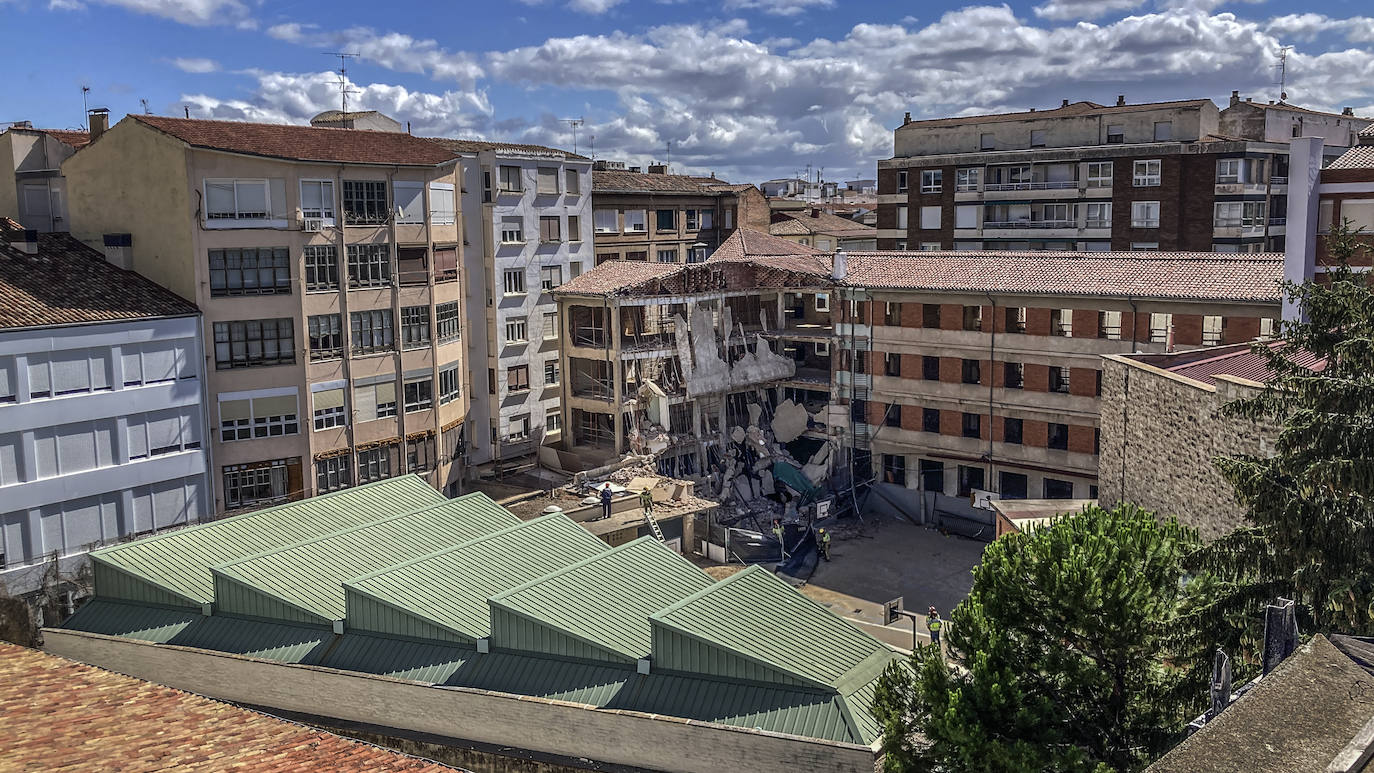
[389, 166, 406, 475]
[1128, 297, 1140, 353]
[336, 165, 357, 483]
[985, 292, 997, 493]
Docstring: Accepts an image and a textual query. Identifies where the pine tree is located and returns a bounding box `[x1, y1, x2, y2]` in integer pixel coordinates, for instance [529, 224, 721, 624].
[872, 504, 1202, 772]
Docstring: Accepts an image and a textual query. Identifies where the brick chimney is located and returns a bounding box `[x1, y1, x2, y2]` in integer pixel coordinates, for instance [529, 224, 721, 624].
[647, 164, 668, 175]
[1061, 99, 1070, 108]
[88, 108, 109, 140]
[1116, 95, 1126, 107]
[1230, 90, 1240, 108]
[1343, 107, 1355, 116]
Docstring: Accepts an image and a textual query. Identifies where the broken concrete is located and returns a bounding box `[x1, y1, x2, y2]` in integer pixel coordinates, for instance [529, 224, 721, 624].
[771, 399, 811, 443]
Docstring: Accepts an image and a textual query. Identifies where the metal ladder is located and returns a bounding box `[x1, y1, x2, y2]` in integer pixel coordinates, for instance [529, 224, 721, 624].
[644, 509, 666, 542]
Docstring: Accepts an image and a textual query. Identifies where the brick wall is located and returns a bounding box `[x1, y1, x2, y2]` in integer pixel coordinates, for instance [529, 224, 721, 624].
[1173, 314, 1203, 347]
[1178, 154, 1218, 251]
[1025, 307, 1052, 336]
[1224, 316, 1261, 344]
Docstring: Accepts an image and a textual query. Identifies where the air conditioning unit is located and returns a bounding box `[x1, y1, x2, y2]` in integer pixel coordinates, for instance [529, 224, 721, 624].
[303, 218, 324, 232]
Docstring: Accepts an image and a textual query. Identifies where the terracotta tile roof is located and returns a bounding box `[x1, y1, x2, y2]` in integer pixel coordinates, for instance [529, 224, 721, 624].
[1132, 341, 1324, 386]
[0, 219, 198, 329]
[29, 128, 92, 148]
[0, 642, 458, 771]
[130, 115, 458, 166]
[768, 218, 812, 236]
[1328, 145, 1374, 170]
[900, 99, 1214, 129]
[591, 170, 743, 194]
[842, 250, 1282, 302]
[312, 109, 386, 122]
[425, 137, 587, 160]
[769, 209, 875, 239]
[556, 260, 683, 295]
[1361, 124, 1374, 139]
[708, 228, 823, 262]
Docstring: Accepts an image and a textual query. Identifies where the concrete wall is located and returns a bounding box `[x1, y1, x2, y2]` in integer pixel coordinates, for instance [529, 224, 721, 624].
[1097, 355, 1274, 540]
[43, 629, 881, 773]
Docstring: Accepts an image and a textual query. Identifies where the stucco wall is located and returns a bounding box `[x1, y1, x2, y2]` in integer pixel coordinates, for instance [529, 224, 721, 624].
[43, 629, 880, 773]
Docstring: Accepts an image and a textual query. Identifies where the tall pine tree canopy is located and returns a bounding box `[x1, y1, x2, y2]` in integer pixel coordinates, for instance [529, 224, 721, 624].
[872, 504, 1202, 773]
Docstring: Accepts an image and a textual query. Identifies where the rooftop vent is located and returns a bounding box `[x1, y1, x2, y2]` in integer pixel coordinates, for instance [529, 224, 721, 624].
[647, 164, 668, 175]
[1061, 99, 1070, 108]
[1343, 107, 1355, 116]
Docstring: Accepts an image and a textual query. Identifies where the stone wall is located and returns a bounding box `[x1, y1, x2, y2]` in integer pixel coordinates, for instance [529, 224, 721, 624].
[1098, 357, 1274, 540]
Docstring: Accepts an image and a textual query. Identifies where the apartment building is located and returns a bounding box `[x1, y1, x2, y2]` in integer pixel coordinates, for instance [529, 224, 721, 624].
[1219, 92, 1373, 149]
[62, 114, 469, 512]
[769, 205, 877, 251]
[429, 138, 592, 471]
[0, 220, 209, 597]
[876, 97, 1367, 254]
[0, 116, 93, 232]
[590, 163, 769, 265]
[1285, 130, 1374, 317]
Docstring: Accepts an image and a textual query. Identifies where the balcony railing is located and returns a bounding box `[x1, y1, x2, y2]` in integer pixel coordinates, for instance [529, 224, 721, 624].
[1270, 176, 1288, 185]
[983, 181, 1078, 191]
[1269, 217, 1287, 226]
[982, 219, 1077, 229]
[1085, 219, 1111, 229]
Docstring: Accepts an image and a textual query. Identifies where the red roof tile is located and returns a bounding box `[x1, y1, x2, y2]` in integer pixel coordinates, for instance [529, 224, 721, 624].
[556, 260, 683, 295]
[1137, 341, 1324, 386]
[708, 228, 823, 262]
[591, 170, 743, 194]
[0, 218, 198, 329]
[769, 209, 875, 239]
[1329, 145, 1374, 170]
[426, 137, 587, 160]
[0, 642, 459, 772]
[130, 115, 458, 166]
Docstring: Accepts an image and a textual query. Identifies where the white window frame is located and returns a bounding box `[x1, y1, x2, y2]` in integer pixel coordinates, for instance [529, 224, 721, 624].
[624, 209, 647, 233]
[1216, 159, 1241, 184]
[203, 178, 276, 227]
[543, 359, 560, 386]
[896, 206, 909, 230]
[920, 205, 941, 230]
[428, 182, 455, 226]
[311, 381, 348, 431]
[815, 293, 830, 312]
[546, 410, 562, 433]
[393, 181, 425, 224]
[500, 217, 525, 244]
[299, 179, 335, 222]
[1133, 160, 1161, 187]
[1131, 242, 1160, 251]
[955, 168, 980, 192]
[438, 363, 461, 405]
[919, 242, 941, 251]
[593, 209, 618, 233]
[508, 414, 532, 442]
[920, 170, 942, 194]
[1131, 201, 1160, 228]
[1085, 162, 1113, 188]
[896, 171, 908, 193]
[502, 269, 525, 295]
[218, 387, 299, 443]
[1085, 202, 1111, 228]
[505, 316, 529, 344]
[540, 264, 563, 291]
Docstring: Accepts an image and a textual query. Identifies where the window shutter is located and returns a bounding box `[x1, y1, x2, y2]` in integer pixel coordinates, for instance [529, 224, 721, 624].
[354, 383, 378, 422]
[57, 427, 98, 473]
[148, 411, 183, 452]
[218, 398, 251, 423]
[51, 354, 89, 395]
[429, 183, 455, 225]
[91, 352, 111, 390]
[181, 412, 201, 447]
[143, 345, 177, 383]
[314, 388, 344, 411]
[376, 381, 396, 405]
[0, 434, 19, 485]
[301, 181, 323, 214]
[126, 419, 149, 460]
[236, 180, 268, 216]
[28, 359, 50, 397]
[537, 168, 558, 195]
[152, 481, 188, 529]
[206, 181, 235, 215]
[394, 182, 425, 224]
[269, 178, 287, 219]
[253, 394, 297, 418]
[0, 361, 13, 399]
[434, 247, 457, 276]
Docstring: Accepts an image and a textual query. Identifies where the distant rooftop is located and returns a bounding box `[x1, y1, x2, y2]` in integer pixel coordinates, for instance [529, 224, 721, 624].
[900, 98, 1215, 129]
[591, 169, 749, 195]
[2, 125, 91, 148]
[128, 115, 458, 166]
[425, 136, 587, 160]
[1329, 144, 1374, 170]
[1122, 340, 1324, 388]
[769, 208, 875, 239]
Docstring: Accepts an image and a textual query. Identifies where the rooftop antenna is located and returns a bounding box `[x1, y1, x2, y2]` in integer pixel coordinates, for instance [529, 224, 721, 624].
[140, 98, 152, 115]
[1274, 45, 1293, 102]
[325, 52, 360, 117]
[561, 117, 584, 155]
[81, 85, 90, 130]
[666, 140, 671, 171]
[589, 133, 596, 160]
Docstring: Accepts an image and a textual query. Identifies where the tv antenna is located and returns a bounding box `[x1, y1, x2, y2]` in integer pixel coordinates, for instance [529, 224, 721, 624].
[1273, 45, 1293, 102]
[666, 140, 671, 170]
[325, 52, 360, 116]
[140, 98, 152, 115]
[562, 117, 584, 155]
[81, 85, 90, 129]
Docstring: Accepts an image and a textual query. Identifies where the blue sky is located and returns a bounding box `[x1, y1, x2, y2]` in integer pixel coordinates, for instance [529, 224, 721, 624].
[4, 0, 1373, 182]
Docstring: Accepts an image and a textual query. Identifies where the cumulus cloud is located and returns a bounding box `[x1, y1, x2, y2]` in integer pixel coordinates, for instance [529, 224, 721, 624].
[170, 56, 218, 73]
[265, 23, 484, 86]
[566, 0, 623, 13]
[1034, 0, 1146, 22]
[722, 0, 835, 16]
[50, 0, 251, 25]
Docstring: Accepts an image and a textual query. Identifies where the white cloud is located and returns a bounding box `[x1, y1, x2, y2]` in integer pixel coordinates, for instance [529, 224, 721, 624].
[170, 56, 218, 73]
[50, 0, 250, 25]
[722, 0, 834, 16]
[567, 0, 623, 13]
[1034, 0, 1145, 21]
[265, 24, 484, 86]
[1265, 13, 1374, 44]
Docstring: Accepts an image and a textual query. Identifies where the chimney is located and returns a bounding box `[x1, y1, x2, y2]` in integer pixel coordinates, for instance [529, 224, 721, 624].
[1261, 598, 1299, 676]
[7, 229, 38, 255]
[903, 111, 911, 123]
[12, 120, 32, 129]
[1230, 90, 1240, 108]
[102, 233, 133, 270]
[1343, 107, 1354, 116]
[831, 248, 846, 281]
[810, 207, 820, 218]
[1246, 97, 1252, 103]
[1116, 95, 1126, 107]
[88, 108, 109, 140]
[647, 164, 668, 175]
[1061, 99, 1070, 108]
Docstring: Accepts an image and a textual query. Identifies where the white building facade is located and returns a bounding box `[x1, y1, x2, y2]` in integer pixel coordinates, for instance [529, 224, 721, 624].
[452, 143, 592, 470]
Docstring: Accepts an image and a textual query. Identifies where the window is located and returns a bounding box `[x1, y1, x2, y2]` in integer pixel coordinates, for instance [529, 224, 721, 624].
[1133, 160, 1161, 187]
[884, 352, 901, 377]
[1153, 121, 1172, 141]
[1086, 161, 1113, 188]
[1259, 317, 1276, 340]
[955, 168, 980, 192]
[962, 412, 981, 439]
[624, 209, 647, 233]
[1051, 308, 1073, 337]
[883, 302, 902, 326]
[308, 314, 342, 360]
[565, 168, 580, 195]
[1131, 201, 1160, 228]
[543, 311, 559, 340]
[439, 363, 461, 405]
[961, 359, 981, 384]
[213, 319, 294, 369]
[919, 242, 941, 251]
[596, 252, 618, 265]
[482, 169, 493, 203]
[1217, 158, 1241, 183]
[897, 206, 909, 230]
[1095, 371, 1103, 398]
[353, 377, 397, 422]
[920, 170, 942, 193]
[957, 465, 984, 497]
[1004, 362, 1024, 389]
[357, 444, 396, 484]
[922, 303, 941, 328]
[503, 269, 525, 295]
[204, 179, 269, 221]
[1044, 478, 1074, 499]
[1131, 242, 1159, 251]
[1214, 201, 1267, 228]
[539, 216, 561, 243]
[436, 301, 461, 343]
[922, 356, 940, 381]
[685, 209, 700, 230]
[393, 181, 424, 224]
[537, 167, 559, 195]
[208, 247, 290, 297]
[920, 206, 941, 229]
[896, 171, 908, 193]
[315, 456, 351, 494]
[501, 217, 525, 244]
[919, 460, 945, 492]
[1106, 124, 1124, 144]
[882, 454, 906, 485]
[815, 293, 830, 312]
[1203, 315, 1223, 346]
[223, 460, 293, 509]
[350, 310, 394, 355]
[347, 244, 390, 287]
[1030, 129, 1046, 148]
[401, 306, 430, 349]
[980, 133, 994, 150]
[1048, 423, 1069, 450]
[1085, 202, 1111, 228]
[657, 248, 678, 263]
[961, 305, 981, 331]
[406, 434, 435, 473]
[404, 378, 433, 413]
[567, 215, 581, 241]
[655, 209, 676, 232]
[540, 265, 562, 291]
[624, 250, 647, 262]
[507, 364, 530, 393]
[1000, 471, 1028, 498]
[218, 393, 298, 441]
[544, 359, 560, 386]
[505, 316, 528, 343]
[594, 209, 618, 233]
[342, 180, 388, 224]
[1004, 417, 1023, 444]
[1006, 306, 1026, 333]
[508, 414, 532, 442]
[429, 182, 455, 225]
[1099, 310, 1122, 340]
[499, 165, 522, 193]
[1049, 366, 1070, 394]
[300, 179, 335, 220]
[954, 204, 978, 230]
[312, 387, 347, 430]
[304, 245, 339, 291]
[546, 411, 562, 433]
[922, 408, 940, 433]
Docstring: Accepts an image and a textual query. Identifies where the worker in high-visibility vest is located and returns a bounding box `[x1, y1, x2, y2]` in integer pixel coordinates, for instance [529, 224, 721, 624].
[772, 519, 786, 559]
[639, 488, 654, 516]
[927, 607, 943, 648]
[818, 528, 831, 561]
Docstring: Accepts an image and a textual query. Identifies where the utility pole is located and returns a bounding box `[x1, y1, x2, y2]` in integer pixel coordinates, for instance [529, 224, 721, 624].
[140, 98, 152, 115]
[562, 117, 584, 155]
[325, 52, 360, 117]
[81, 86, 90, 130]
[1274, 45, 1293, 102]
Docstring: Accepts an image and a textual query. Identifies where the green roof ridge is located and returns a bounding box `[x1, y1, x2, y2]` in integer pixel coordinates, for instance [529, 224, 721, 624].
[343, 511, 570, 587]
[488, 535, 668, 603]
[649, 563, 772, 621]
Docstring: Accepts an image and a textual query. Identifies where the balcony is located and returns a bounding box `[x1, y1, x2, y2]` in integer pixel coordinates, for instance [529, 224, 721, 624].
[983, 181, 1077, 192]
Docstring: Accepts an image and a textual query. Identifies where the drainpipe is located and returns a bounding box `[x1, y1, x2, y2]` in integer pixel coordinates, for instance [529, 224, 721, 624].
[985, 292, 997, 493]
[1128, 298, 1140, 353]
[388, 166, 406, 474]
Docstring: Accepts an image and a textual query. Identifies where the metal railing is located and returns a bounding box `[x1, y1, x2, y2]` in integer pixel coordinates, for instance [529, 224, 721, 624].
[982, 219, 1077, 229]
[1270, 176, 1288, 185]
[1269, 217, 1287, 226]
[983, 181, 1077, 191]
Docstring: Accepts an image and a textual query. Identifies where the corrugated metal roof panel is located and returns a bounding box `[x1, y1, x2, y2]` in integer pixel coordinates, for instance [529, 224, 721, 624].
[212, 493, 519, 622]
[490, 537, 715, 660]
[91, 476, 446, 604]
[62, 599, 200, 643]
[345, 513, 608, 640]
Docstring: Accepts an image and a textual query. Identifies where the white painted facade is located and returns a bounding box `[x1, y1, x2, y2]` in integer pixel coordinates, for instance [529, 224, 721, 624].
[459, 149, 593, 467]
[0, 314, 210, 596]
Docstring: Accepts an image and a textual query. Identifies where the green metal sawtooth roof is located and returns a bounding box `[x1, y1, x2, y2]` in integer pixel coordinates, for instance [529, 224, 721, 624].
[489, 536, 716, 661]
[90, 476, 446, 605]
[212, 493, 521, 623]
[344, 513, 609, 640]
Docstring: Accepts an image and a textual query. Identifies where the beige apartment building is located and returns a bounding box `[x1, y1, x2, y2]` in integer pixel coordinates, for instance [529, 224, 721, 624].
[0, 118, 91, 232]
[63, 114, 469, 513]
[591, 162, 769, 265]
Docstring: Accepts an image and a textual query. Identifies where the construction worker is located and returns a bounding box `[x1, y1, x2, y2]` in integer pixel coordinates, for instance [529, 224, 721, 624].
[927, 607, 942, 649]
[600, 484, 613, 520]
[772, 519, 786, 559]
[639, 487, 654, 516]
[818, 528, 831, 561]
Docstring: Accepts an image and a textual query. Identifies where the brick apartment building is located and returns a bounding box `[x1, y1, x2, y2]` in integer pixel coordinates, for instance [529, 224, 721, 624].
[591, 162, 769, 265]
[61, 114, 470, 512]
[877, 97, 1371, 255]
